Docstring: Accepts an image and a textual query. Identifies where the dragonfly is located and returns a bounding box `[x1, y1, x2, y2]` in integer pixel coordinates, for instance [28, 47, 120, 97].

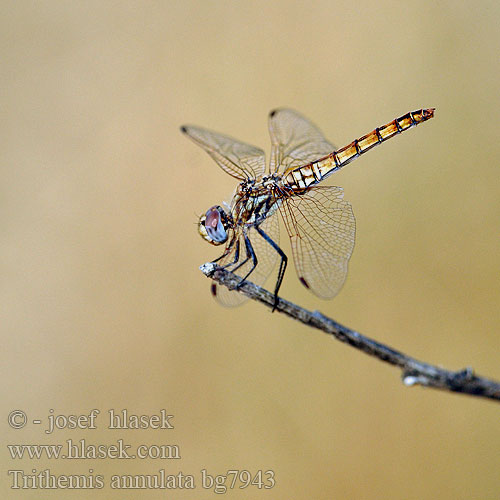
[181, 108, 435, 309]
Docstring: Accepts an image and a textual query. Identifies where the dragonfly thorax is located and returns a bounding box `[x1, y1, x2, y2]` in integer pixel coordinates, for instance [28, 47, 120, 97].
[261, 173, 281, 186]
[232, 190, 281, 227]
[235, 179, 256, 199]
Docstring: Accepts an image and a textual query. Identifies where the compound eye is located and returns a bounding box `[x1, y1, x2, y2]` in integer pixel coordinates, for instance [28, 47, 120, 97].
[198, 206, 229, 245]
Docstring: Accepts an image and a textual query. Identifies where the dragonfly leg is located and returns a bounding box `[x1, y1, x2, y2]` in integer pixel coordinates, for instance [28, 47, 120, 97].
[212, 234, 237, 265]
[214, 236, 253, 274]
[234, 231, 258, 288]
[219, 240, 241, 269]
[229, 249, 250, 273]
[255, 224, 287, 311]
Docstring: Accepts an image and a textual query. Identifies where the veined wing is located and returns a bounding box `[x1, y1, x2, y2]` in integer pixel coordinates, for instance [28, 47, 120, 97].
[280, 186, 355, 299]
[211, 210, 280, 307]
[268, 109, 335, 174]
[181, 125, 265, 181]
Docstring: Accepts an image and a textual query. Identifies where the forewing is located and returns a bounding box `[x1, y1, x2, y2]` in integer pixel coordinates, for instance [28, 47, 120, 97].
[181, 125, 265, 180]
[280, 186, 355, 299]
[268, 109, 336, 173]
[211, 212, 280, 307]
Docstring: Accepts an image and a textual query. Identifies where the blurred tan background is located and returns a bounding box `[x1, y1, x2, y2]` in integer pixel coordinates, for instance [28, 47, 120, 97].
[2, 1, 499, 499]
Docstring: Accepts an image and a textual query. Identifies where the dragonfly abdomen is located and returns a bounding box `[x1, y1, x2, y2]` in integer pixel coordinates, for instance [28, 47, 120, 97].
[284, 108, 435, 190]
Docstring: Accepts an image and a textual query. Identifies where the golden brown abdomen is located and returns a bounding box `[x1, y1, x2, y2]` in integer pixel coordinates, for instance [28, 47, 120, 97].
[285, 108, 435, 190]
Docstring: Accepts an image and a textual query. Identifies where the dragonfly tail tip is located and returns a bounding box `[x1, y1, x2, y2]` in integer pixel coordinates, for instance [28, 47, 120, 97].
[425, 108, 435, 118]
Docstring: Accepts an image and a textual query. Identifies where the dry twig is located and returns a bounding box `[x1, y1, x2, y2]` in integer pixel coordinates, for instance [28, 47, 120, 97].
[200, 262, 500, 402]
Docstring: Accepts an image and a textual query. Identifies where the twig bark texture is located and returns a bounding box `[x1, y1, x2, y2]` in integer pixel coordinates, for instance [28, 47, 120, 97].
[200, 263, 500, 402]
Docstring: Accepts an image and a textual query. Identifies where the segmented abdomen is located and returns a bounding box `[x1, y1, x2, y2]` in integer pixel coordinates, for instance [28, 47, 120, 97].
[284, 108, 435, 190]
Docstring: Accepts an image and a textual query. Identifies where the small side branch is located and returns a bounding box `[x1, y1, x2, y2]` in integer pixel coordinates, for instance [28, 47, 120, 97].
[200, 263, 500, 402]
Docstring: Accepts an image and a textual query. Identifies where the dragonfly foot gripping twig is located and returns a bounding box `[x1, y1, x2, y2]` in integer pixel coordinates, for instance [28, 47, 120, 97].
[200, 263, 500, 403]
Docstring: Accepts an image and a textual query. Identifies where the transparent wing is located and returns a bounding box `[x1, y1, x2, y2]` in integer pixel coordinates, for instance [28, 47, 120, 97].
[211, 211, 280, 307]
[268, 109, 336, 173]
[279, 186, 355, 299]
[181, 125, 265, 181]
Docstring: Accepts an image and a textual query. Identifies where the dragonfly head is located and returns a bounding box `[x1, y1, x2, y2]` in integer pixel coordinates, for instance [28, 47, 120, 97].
[198, 205, 230, 246]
